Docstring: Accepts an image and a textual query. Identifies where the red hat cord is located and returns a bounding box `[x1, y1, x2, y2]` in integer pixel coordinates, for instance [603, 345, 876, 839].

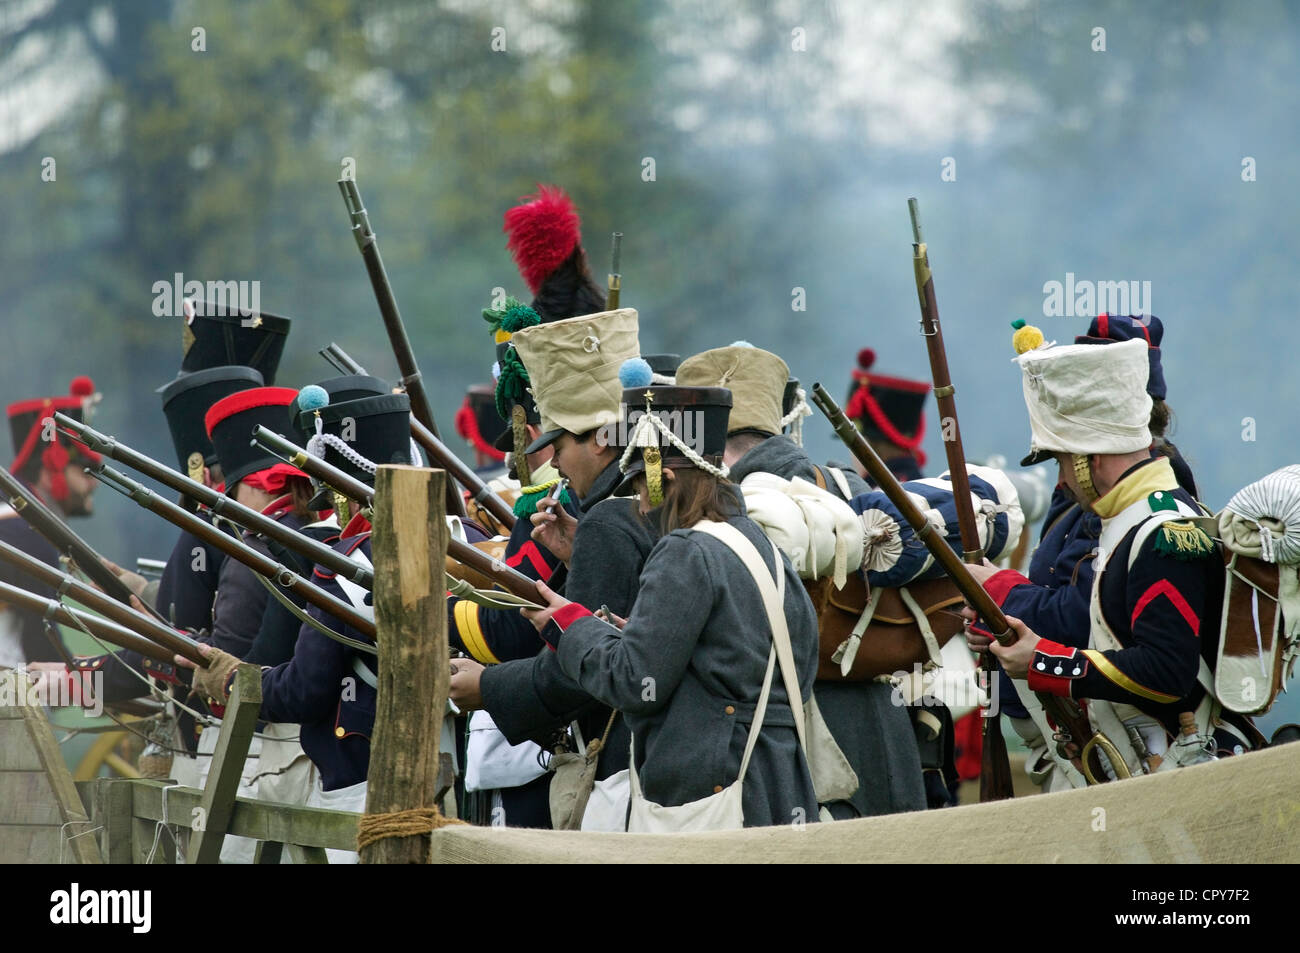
[454, 395, 506, 462]
[8, 378, 102, 499]
[845, 383, 927, 468]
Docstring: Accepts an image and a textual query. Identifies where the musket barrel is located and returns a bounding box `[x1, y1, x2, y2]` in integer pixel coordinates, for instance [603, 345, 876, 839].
[906, 196, 983, 563]
[810, 384, 1010, 642]
[407, 420, 516, 530]
[0, 579, 178, 667]
[54, 413, 373, 589]
[0, 539, 205, 664]
[252, 426, 375, 503]
[335, 178, 468, 519]
[811, 384, 1112, 781]
[256, 430, 542, 606]
[90, 463, 377, 638]
[0, 466, 170, 624]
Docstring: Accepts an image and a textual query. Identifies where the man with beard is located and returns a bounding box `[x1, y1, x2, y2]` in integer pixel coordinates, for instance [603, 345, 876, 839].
[0, 376, 103, 668]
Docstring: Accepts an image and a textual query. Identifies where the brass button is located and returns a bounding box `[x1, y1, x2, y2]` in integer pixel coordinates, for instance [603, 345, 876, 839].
[334, 727, 345, 738]
[713, 785, 723, 794]
[724, 705, 735, 715]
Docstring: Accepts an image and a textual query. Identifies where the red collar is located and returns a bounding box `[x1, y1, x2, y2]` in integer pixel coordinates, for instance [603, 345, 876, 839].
[261, 494, 296, 520]
[341, 511, 372, 539]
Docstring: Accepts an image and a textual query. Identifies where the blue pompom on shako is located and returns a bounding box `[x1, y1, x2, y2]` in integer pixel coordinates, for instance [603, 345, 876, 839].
[297, 384, 330, 412]
[618, 357, 654, 389]
[849, 466, 1025, 588]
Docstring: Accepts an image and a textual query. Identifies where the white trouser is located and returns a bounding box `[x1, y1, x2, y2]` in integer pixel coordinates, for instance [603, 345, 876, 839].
[306, 777, 368, 865]
[193, 724, 262, 864]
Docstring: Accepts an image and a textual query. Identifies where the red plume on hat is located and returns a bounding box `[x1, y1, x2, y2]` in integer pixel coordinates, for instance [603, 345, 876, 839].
[504, 185, 583, 294]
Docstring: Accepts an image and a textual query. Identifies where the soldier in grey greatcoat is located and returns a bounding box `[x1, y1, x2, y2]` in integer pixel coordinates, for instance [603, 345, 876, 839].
[523, 372, 820, 826]
[677, 345, 926, 818]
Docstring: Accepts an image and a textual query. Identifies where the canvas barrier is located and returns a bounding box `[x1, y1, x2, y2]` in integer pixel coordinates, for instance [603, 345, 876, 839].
[429, 741, 1300, 864]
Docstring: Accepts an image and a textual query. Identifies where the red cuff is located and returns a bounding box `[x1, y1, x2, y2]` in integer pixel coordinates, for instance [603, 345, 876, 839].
[983, 569, 1032, 608]
[1026, 638, 1086, 697]
[541, 603, 594, 651]
[551, 603, 593, 632]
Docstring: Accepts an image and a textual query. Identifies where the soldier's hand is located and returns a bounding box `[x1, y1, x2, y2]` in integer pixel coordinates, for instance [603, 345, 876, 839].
[530, 498, 576, 564]
[102, 558, 149, 597]
[521, 580, 573, 634]
[963, 558, 1002, 588]
[175, 642, 241, 701]
[595, 606, 628, 630]
[987, 615, 1040, 679]
[449, 658, 485, 710]
[962, 606, 994, 651]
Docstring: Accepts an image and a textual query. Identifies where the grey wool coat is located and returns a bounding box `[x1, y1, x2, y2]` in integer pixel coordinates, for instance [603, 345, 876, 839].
[481, 460, 656, 778]
[549, 508, 820, 828]
[728, 434, 927, 818]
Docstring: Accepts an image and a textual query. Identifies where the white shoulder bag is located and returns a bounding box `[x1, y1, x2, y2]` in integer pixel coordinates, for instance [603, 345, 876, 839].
[627, 521, 825, 833]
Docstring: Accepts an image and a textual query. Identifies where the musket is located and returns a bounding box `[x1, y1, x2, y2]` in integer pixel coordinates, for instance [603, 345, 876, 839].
[314, 343, 516, 531]
[410, 419, 515, 530]
[811, 384, 1126, 785]
[252, 426, 543, 607]
[908, 199, 984, 563]
[0, 466, 171, 625]
[336, 178, 467, 519]
[54, 414, 373, 589]
[89, 463, 377, 640]
[607, 232, 623, 310]
[907, 198, 1011, 799]
[0, 579, 181, 667]
[320, 342, 365, 375]
[0, 539, 205, 665]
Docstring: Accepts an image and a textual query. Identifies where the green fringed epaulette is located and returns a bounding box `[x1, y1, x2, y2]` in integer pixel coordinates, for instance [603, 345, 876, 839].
[512, 478, 572, 518]
[1153, 519, 1216, 560]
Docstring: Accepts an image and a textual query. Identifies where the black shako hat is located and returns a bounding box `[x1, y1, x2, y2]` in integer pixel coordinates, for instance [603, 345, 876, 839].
[180, 299, 292, 384]
[7, 377, 103, 487]
[844, 348, 930, 468]
[611, 381, 733, 497]
[296, 393, 416, 490]
[204, 386, 305, 490]
[289, 375, 392, 446]
[457, 383, 510, 458]
[642, 353, 681, 380]
[158, 366, 264, 479]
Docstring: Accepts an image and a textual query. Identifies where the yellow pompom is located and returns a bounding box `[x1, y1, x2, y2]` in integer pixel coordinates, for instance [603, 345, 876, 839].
[1011, 320, 1045, 354]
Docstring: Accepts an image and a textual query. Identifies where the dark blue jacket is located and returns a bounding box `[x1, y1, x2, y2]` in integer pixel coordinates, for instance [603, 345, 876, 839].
[260, 530, 377, 792]
[991, 446, 1198, 720]
[259, 516, 492, 791]
[445, 493, 579, 665]
[156, 520, 225, 632]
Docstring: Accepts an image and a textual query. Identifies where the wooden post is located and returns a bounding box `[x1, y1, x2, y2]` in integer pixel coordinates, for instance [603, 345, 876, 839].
[90, 779, 133, 864]
[360, 465, 449, 864]
[187, 663, 261, 864]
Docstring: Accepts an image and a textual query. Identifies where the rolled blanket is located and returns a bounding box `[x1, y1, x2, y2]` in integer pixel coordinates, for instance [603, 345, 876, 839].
[1220, 464, 1300, 565]
[848, 465, 1024, 588]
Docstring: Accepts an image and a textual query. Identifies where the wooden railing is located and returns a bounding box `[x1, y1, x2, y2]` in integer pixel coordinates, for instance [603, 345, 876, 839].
[5, 465, 454, 864]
